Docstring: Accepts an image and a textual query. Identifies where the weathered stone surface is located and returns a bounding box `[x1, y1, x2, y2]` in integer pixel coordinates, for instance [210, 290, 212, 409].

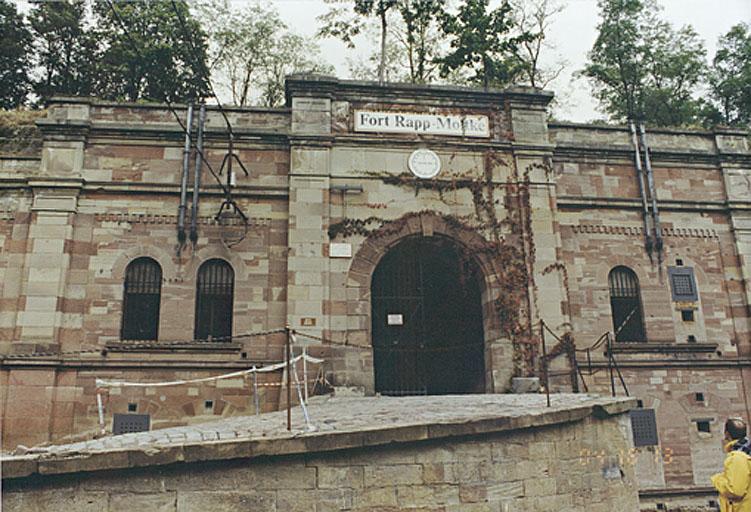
[2, 395, 639, 512]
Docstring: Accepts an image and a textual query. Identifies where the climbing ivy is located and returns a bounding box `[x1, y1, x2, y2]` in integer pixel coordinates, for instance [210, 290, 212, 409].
[328, 150, 554, 377]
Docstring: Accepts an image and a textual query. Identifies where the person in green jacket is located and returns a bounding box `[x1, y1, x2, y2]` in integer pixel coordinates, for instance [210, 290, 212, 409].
[712, 418, 751, 512]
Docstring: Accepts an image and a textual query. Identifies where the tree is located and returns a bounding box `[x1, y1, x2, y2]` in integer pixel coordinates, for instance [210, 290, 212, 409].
[196, 0, 280, 106]
[29, 0, 99, 102]
[259, 33, 334, 107]
[318, 0, 399, 84]
[0, 0, 33, 109]
[396, 0, 445, 83]
[93, 0, 209, 103]
[198, 1, 331, 107]
[510, 0, 566, 89]
[438, 0, 533, 90]
[581, 0, 707, 126]
[705, 23, 751, 127]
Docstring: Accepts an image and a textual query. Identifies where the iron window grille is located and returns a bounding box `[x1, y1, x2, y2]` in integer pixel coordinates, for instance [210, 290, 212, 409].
[113, 413, 150, 435]
[668, 266, 698, 301]
[195, 259, 234, 341]
[630, 408, 659, 447]
[121, 257, 162, 341]
[608, 266, 647, 342]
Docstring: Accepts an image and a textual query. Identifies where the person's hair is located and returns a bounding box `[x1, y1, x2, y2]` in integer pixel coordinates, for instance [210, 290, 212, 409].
[725, 418, 747, 440]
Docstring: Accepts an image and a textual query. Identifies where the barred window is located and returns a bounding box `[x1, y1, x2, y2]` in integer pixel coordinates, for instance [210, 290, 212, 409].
[121, 257, 162, 340]
[668, 266, 698, 301]
[609, 266, 646, 342]
[195, 259, 234, 341]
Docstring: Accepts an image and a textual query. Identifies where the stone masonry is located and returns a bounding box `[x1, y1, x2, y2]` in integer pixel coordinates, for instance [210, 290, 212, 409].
[0, 75, 750, 508]
[2, 394, 639, 512]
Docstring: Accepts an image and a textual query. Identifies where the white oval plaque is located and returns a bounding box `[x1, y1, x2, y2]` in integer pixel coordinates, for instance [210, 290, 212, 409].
[408, 149, 441, 179]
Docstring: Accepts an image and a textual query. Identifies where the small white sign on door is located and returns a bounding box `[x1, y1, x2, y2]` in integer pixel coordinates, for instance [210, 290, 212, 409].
[387, 314, 404, 326]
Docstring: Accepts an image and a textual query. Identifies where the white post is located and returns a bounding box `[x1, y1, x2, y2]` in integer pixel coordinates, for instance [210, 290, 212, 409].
[303, 346, 309, 402]
[252, 367, 260, 416]
[96, 392, 106, 435]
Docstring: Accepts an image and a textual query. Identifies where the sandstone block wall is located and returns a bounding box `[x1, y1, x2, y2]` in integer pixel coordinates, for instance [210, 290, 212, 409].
[2, 415, 639, 512]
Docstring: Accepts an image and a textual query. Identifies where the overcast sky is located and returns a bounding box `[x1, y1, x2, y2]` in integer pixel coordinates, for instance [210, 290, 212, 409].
[268, 0, 751, 122]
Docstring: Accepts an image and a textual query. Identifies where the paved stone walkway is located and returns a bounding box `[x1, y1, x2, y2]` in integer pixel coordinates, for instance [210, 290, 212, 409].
[6, 393, 630, 459]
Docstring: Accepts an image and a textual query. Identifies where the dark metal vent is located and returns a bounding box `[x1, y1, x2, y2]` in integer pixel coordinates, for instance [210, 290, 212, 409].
[630, 408, 659, 447]
[668, 266, 698, 301]
[113, 413, 150, 435]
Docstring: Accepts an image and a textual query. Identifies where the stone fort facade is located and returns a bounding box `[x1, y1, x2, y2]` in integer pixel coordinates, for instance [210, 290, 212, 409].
[1, 75, 750, 507]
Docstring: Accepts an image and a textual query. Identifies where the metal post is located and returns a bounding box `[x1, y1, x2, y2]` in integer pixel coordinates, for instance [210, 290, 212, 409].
[252, 367, 260, 416]
[177, 104, 194, 244]
[189, 104, 206, 243]
[540, 320, 550, 407]
[607, 332, 616, 397]
[303, 346, 309, 403]
[291, 350, 313, 431]
[286, 326, 292, 431]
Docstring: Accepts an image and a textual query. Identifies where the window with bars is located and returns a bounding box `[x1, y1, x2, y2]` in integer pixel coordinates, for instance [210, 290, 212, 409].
[195, 259, 234, 341]
[668, 266, 698, 301]
[609, 266, 646, 342]
[121, 257, 162, 341]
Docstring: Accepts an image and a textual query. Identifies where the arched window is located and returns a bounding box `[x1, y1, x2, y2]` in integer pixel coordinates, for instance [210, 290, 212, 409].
[195, 259, 234, 341]
[608, 266, 646, 342]
[121, 257, 162, 340]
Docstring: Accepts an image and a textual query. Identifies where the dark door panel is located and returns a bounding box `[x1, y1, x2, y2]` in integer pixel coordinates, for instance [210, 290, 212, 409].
[371, 236, 485, 395]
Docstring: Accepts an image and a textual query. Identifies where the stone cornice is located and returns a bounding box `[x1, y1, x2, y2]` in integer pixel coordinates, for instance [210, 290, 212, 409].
[285, 74, 554, 109]
[558, 196, 732, 214]
[568, 222, 719, 239]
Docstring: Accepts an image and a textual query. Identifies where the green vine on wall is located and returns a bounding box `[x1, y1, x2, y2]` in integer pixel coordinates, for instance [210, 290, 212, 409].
[329, 151, 556, 378]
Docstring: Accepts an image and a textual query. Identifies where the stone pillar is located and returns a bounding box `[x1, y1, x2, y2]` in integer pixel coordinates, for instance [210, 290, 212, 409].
[286, 85, 333, 341]
[716, 128, 751, 358]
[13, 100, 90, 352]
[507, 92, 570, 334]
[15, 182, 82, 349]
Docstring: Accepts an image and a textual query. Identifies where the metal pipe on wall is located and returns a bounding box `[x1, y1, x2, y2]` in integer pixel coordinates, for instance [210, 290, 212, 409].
[189, 104, 207, 243]
[639, 124, 663, 258]
[630, 122, 654, 259]
[177, 104, 194, 245]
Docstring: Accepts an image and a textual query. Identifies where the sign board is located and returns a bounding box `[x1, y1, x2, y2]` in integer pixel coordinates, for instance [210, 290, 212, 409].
[329, 242, 353, 258]
[387, 314, 404, 326]
[408, 149, 441, 179]
[354, 111, 490, 138]
[300, 317, 317, 327]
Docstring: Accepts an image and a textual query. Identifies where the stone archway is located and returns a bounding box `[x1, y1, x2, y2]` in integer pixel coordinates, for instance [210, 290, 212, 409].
[371, 234, 485, 395]
[345, 212, 511, 393]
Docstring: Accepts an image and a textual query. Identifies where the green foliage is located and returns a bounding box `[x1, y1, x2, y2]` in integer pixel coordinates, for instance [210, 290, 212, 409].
[198, 0, 331, 107]
[0, 109, 45, 154]
[29, 0, 98, 102]
[705, 23, 751, 128]
[0, 0, 33, 109]
[438, 0, 533, 90]
[259, 33, 333, 108]
[581, 0, 707, 126]
[93, 0, 209, 103]
[396, 0, 446, 83]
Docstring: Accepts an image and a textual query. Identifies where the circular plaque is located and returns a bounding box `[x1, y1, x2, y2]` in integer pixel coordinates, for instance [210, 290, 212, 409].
[408, 149, 441, 179]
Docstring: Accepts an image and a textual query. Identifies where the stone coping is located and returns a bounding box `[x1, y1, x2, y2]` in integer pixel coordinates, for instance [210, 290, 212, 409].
[1, 394, 635, 480]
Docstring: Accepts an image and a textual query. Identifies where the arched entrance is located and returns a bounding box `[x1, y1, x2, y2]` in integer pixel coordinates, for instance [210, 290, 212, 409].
[371, 235, 485, 395]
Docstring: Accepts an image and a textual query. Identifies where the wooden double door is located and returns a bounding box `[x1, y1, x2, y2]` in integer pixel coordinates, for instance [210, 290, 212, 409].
[371, 236, 486, 395]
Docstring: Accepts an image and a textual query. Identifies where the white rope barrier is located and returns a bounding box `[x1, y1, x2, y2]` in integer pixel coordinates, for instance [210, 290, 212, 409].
[94, 353, 323, 389]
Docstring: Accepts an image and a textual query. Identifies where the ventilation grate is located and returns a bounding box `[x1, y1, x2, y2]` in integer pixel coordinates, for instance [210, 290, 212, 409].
[113, 413, 150, 435]
[630, 409, 659, 447]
